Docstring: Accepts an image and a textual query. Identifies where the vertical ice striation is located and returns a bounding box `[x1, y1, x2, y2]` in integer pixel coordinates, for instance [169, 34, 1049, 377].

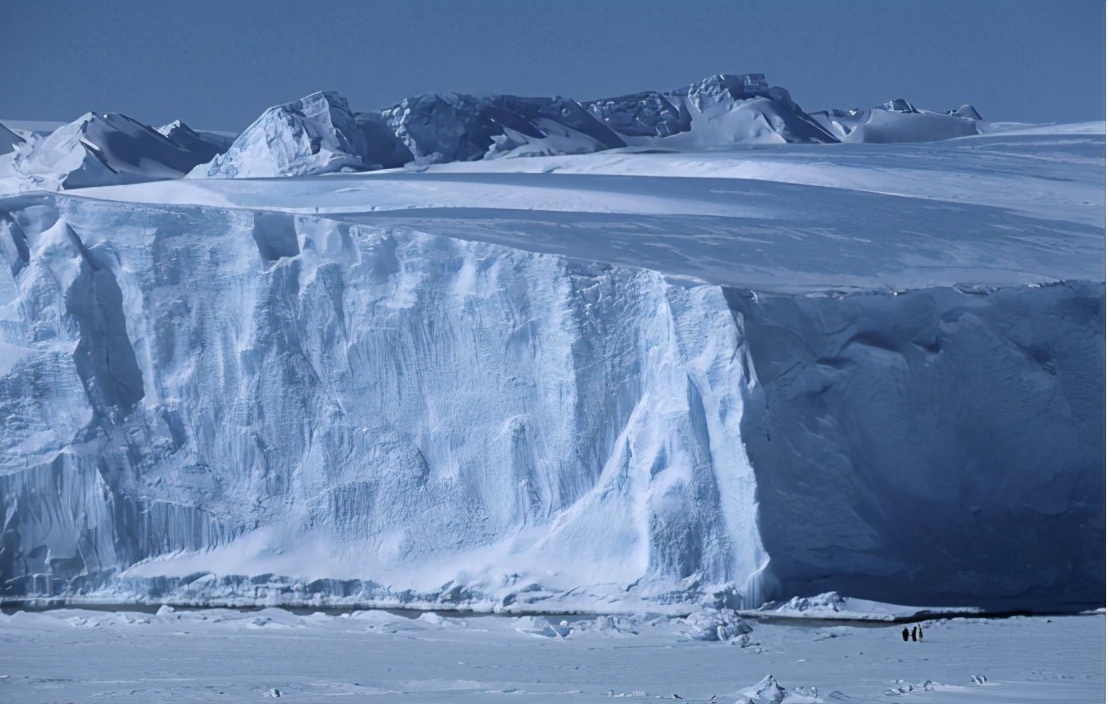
[0, 194, 768, 609]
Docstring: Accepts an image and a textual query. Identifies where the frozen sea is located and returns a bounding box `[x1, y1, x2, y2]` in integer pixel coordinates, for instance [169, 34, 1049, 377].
[0, 607, 1103, 703]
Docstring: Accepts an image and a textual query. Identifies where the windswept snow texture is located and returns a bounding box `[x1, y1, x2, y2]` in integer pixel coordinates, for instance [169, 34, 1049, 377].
[0, 126, 1104, 612]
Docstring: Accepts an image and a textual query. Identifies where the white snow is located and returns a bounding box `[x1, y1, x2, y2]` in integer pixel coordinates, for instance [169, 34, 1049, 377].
[0, 608, 1101, 703]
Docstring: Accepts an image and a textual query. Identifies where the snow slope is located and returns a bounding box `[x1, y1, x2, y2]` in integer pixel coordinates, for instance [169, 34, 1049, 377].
[0, 128, 1103, 613]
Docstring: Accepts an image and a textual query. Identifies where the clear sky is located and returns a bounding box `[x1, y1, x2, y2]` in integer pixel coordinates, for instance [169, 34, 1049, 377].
[1, 0, 1104, 131]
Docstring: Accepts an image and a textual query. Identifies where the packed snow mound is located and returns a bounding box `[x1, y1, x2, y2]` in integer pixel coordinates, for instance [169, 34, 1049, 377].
[948, 104, 983, 121]
[0, 112, 225, 192]
[814, 99, 982, 143]
[748, 591, 980, 620]
[192, 91, 412, 178]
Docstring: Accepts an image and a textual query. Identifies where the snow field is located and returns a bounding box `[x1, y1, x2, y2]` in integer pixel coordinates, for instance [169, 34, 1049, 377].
[0, 608, 1102, 703]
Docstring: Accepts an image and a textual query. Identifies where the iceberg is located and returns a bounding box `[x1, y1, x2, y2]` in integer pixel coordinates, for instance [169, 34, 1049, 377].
[195, 73, 840, 179]
[0, 107, 1102, 614]
[0, 112, 228, 192]
[191, 91, 411, 179]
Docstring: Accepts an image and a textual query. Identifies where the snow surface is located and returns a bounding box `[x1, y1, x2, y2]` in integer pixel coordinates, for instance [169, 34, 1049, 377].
[0, 608, 1102, 703]
[0, 125, 1102, 612]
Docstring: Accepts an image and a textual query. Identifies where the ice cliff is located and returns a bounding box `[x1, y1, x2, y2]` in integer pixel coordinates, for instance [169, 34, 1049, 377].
[0, 195, 768, 609]
[0, 126, 1103, 613]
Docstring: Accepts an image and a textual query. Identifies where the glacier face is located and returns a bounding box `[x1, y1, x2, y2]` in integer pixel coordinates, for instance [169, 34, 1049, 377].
[732, 284, 1105, 610]
[0, 128, 1103, 612]
[0, 194, 767, 608]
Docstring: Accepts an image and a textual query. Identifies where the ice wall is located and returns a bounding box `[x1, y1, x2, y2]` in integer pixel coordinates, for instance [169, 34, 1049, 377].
[1, 193, 1102, 612]
[730, 284, 1105, 611]
[0, 195, 767, 608]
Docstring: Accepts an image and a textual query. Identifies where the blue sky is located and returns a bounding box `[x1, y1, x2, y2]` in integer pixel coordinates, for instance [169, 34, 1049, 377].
[1, 0, 1104, 130]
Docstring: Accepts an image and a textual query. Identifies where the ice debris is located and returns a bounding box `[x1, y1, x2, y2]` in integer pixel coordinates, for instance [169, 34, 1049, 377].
[685, 609, 753, 642]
